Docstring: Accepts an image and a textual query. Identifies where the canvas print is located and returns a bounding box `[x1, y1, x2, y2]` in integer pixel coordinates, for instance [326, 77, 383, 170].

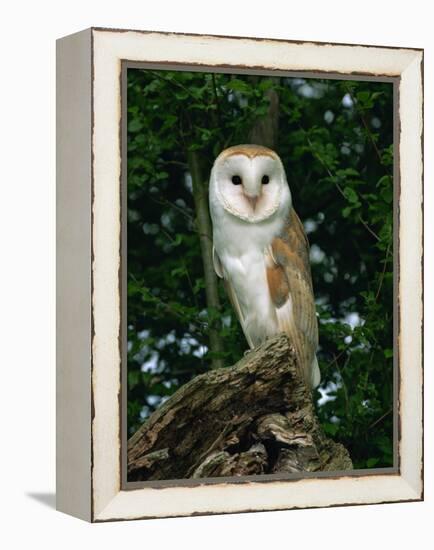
[125, 68, 394, 482]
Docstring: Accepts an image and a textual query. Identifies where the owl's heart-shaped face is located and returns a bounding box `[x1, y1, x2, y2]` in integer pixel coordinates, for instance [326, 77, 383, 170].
[210, 145, 291, 223]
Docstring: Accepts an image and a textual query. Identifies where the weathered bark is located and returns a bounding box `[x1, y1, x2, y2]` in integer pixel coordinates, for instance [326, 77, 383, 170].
[187, 149, 224, 370]
[127, 334, 352, 481]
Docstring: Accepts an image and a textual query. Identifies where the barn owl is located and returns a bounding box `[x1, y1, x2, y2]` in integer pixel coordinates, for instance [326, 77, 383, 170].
[209, 144, 320, 388]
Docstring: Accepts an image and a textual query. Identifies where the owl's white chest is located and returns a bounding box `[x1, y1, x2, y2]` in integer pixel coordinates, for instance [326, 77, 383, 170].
[213, 211, 284, 347]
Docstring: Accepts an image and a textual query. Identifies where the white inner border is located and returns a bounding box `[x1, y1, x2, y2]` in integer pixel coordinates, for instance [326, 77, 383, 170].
[92, 29, 423, 521]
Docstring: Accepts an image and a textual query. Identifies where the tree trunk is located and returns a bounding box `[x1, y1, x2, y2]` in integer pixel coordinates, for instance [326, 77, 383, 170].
[127, 334, 352, 481]
[249, 78, 280, 149]
[187, 149, 224, 370]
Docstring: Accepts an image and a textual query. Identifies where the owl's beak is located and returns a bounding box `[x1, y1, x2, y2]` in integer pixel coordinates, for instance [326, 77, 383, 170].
[245, 194, 259, 211]
[248, 196, 258, 211]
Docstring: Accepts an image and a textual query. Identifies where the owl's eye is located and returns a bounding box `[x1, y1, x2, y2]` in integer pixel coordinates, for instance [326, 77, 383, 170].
[262, 175, 270, 185]
[231, 175, 242, 185]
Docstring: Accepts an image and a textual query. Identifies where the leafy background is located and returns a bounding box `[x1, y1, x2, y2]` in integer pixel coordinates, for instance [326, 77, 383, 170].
[127, 68, 394, 470]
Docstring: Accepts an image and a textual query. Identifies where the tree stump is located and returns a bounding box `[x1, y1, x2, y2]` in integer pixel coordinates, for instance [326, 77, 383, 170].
[127, 333, 352, 481]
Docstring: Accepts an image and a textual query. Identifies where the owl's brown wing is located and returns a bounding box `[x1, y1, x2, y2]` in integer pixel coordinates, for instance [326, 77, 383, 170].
[265, 208, 319, 386]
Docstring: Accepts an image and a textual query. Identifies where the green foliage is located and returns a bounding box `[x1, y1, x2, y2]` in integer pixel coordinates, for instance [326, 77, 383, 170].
[127, 68, 394, 470]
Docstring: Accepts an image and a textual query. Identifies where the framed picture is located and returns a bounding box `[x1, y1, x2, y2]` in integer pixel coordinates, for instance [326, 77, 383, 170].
[56, 27, 423, 522]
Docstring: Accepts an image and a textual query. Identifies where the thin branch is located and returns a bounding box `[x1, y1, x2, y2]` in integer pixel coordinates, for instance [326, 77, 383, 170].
[150, 196, 195, 223]
[187, 149, 225, 369]
[302, 130, 380, 242]
[344, 84, 383, 164]
[211, 73, 224, 130]
[159, 229, 201, 311]
[304, 134, 347, 199]
[332, 354, 351, 416]
[129, 274, 206, 333]
[375, 239, 392, 300]
[163, 160, 189, 168]
[368, 408, 393, 430]
[148, 70, 196, 99]
[324, 348, 348, 371]
[358, 215, 380, 241]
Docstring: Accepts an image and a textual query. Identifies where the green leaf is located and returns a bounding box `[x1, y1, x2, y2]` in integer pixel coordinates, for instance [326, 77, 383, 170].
[171, 266, 186, 277]
[376, 175, 392, 188]
[370, 91, 384, 101]
[323, 423, 339, 436]
[343, 187, 359, 204]
[380, 186, 393, 204]
[336, 167, 359, 178]
[226, 79, 251, 93]
[128, 119, 143, 133]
